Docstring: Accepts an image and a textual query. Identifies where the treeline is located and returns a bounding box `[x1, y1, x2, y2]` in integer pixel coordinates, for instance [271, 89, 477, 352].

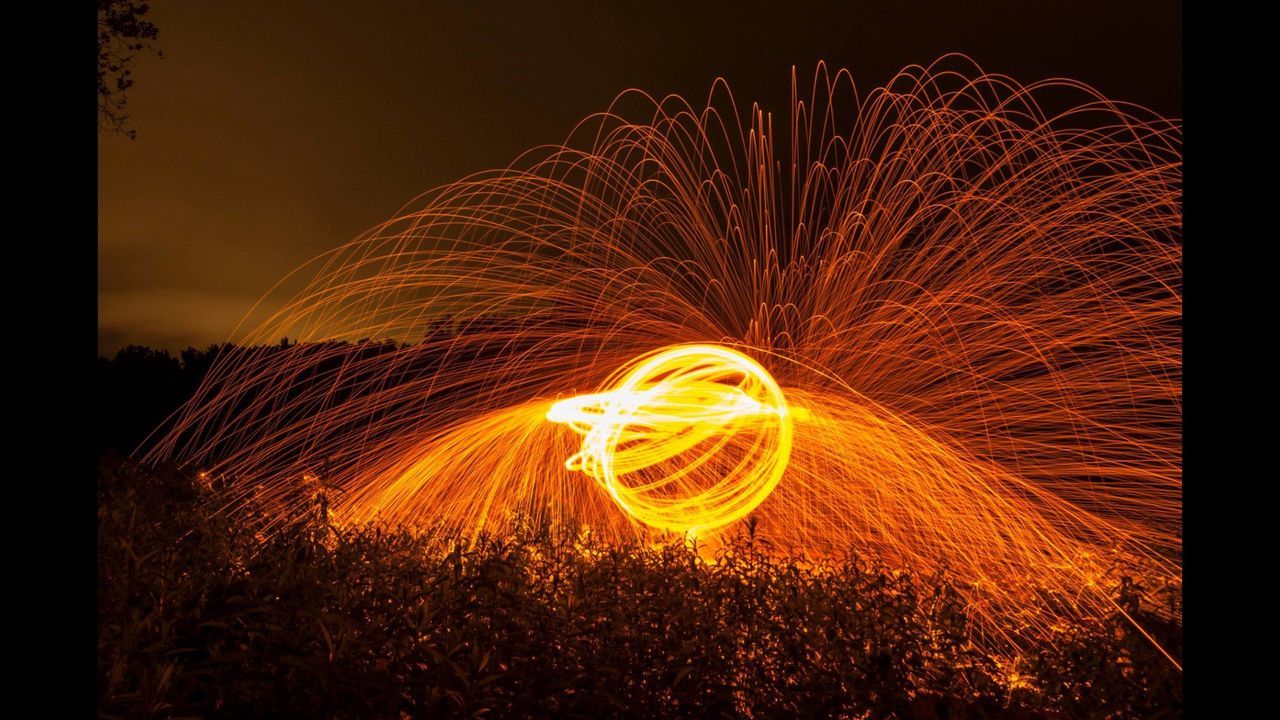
[97, 338, 400, 456]
[98, 317, 577, 456]
[97, 343, 230, 455]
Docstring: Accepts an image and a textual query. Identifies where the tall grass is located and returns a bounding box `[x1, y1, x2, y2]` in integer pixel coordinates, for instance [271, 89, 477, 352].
[98, 456, 1180, 719]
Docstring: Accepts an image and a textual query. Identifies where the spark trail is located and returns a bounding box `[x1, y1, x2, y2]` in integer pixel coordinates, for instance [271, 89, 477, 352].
[146, 56, 1181, 656]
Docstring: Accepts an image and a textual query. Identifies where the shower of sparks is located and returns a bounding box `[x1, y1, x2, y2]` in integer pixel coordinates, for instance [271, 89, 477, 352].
[146, 56, 1181, 659]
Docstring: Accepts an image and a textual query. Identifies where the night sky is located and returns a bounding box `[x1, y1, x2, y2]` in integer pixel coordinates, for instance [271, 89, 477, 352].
[97, 0, 1180, 354]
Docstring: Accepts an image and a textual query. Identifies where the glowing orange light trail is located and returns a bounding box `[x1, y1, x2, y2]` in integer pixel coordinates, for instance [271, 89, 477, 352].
[547, 344, 795, 534]
[145, 56, 1181, 657]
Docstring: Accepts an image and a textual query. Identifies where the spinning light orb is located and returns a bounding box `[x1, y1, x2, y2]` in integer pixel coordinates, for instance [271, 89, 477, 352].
[547, 344, 795, 533]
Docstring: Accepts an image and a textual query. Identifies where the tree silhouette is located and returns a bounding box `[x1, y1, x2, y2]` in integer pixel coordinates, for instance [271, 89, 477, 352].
[98, 0, 161, 139]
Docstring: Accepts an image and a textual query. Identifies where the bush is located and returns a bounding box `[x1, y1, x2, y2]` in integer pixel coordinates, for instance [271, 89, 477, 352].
[97, 456, 1180, 719]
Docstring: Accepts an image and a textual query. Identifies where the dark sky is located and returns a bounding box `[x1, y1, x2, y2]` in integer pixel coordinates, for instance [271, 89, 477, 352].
[97, 0, 1181, 354]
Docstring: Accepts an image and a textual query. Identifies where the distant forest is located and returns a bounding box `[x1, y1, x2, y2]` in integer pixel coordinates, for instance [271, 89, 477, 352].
[98, 343, 230, 455]
[99, 338, 397, 455]
[98, 316, 603, 456]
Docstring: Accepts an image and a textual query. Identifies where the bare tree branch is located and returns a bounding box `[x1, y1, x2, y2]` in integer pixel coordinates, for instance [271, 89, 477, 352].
[98, 0, 162, 140]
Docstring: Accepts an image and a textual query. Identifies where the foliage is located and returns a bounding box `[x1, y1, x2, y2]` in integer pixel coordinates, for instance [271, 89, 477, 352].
[98, 0, 162, 139]
[97, 340, 405, 455]
[98, 457, 1181, 719]
[97, 344, 226, 455]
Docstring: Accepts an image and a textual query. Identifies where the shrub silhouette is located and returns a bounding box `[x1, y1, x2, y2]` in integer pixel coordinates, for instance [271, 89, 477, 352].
[97, 456, 1180, 719]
